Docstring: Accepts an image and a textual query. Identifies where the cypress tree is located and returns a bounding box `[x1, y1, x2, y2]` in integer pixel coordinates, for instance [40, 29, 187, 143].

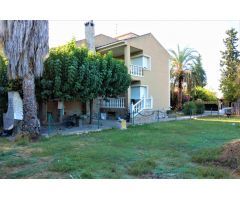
[220, 28, 240, 102]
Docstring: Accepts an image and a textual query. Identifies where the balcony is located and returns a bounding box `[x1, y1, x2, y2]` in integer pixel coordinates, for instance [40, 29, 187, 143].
[130, 64, 143, 77]
[99, 97, 125, 108]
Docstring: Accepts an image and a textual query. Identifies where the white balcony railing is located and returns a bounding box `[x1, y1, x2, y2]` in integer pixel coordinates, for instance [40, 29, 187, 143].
[131, 97, 153, 116]
[99, 97, 125, 108]
[130, 64, 143, 77]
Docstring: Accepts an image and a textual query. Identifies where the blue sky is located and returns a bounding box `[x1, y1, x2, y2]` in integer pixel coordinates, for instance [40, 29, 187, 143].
[49, 20, 240, 97]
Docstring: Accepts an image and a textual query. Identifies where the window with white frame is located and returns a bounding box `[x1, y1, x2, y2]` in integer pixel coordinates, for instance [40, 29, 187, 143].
[142, 55, 151, 69]
[130, 55, 151, 70]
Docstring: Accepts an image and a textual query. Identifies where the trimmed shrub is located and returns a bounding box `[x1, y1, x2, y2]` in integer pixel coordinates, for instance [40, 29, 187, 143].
[195, 100, 205, 114]
[193, 86, 217, 101]
[183, 101, 196, 115]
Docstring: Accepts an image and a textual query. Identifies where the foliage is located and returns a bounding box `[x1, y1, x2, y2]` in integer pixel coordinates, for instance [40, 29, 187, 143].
[195, 99, 205, 114]
[0, 54, 8, 93]
[187, 55, 207, 93]
[182, 99, 205, 115]
[220, 28, 240, 101]
[170, 45, 206, 110]
[41, 40, 131, 101]
[171, 91, 191, 110]
[0, 54, 8, 127]
[40, 40, 131, 124]
[182, 101, 196, 115]
[192, 86, 217, 101]
[41, 41, 81, 101]
[41, 41, 102, 102]
[99, 52, 131, 97]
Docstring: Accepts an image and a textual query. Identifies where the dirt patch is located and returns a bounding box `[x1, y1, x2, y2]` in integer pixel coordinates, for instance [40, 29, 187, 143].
[219, 139, 240, 169]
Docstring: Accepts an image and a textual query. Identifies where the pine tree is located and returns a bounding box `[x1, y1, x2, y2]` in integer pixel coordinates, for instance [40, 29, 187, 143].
[220, 28, 240, 102]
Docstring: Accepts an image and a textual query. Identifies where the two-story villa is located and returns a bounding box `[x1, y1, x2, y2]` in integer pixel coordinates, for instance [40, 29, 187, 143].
[77, 21, 170, 119]
[40, 21, 170, 123]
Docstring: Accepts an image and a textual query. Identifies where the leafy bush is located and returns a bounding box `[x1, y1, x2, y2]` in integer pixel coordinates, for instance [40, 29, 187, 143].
[182, 101, 196, 115]
[192, 86, 217, 101]
[195, 100, 205, 114]
[41, 40, 131, 102]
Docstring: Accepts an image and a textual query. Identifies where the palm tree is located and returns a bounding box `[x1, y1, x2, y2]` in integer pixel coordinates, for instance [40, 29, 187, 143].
[0, 20, 49, 136]
[169, 45, 198, 110]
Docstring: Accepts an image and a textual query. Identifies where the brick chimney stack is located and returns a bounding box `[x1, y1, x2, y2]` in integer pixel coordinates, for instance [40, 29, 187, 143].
[84, 20, 95, 53]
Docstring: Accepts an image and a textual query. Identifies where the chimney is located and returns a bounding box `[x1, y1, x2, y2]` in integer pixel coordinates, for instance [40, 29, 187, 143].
[84, 20, 95, 53]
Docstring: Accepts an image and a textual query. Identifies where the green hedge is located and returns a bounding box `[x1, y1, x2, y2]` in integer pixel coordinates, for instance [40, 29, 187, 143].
[183, 101, 197, 115]
[182, 100, 205, 115]
[195, 100, 205, 114]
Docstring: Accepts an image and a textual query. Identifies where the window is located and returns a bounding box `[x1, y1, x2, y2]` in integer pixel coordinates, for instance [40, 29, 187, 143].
[131, 56, 142, 66]
[131, 86, 148, 100]
[130, 54, 151, 70]
[142, 56, 151, 69]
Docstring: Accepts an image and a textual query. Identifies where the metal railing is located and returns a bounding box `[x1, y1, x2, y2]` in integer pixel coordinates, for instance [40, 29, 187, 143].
[99, 97, 125, 108]
[130, 64, 143, 77]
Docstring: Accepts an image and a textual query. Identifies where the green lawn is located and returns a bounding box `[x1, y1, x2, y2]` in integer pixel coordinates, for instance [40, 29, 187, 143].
[1, 116, 240, 179]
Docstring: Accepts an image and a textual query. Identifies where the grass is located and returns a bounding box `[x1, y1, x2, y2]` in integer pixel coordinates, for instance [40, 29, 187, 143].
[1, 116, 240, 178]
[191, 147, 222, 164]
[128, 159, 157, 176]
[5, 157, 31, 167]
[186, 166, 230, 179]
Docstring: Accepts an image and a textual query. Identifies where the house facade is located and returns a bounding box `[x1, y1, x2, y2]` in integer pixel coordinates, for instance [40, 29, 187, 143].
[40, 21, 170, 123]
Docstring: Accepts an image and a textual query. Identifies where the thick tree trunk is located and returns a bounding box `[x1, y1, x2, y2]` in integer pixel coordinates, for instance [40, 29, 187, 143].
[22, 72, 40, 136]
[177, 78, 183, 110]
[89, 99, 93, 124]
